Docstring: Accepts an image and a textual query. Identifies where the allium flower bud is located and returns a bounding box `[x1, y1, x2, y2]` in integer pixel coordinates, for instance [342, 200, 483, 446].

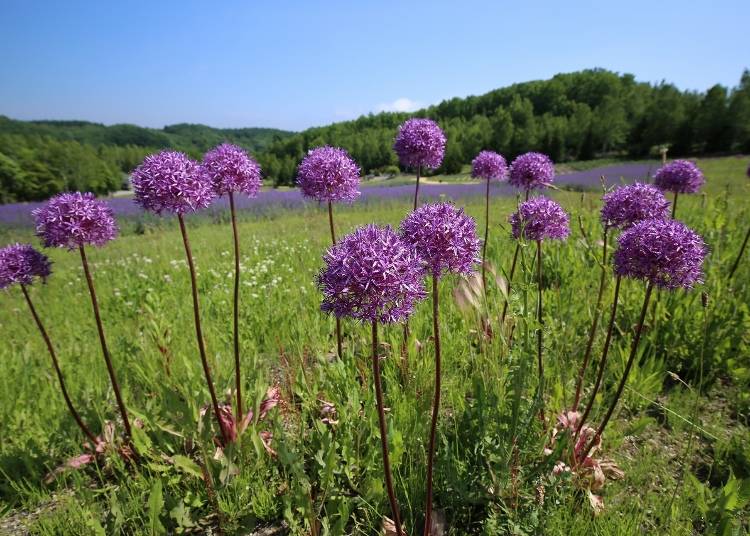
[393, 118, 446, 170]
[601, 183, 671, 229]
[317, 224, 426, 323]
[510, 197, 570, 241]
[296, 146, 361, 202]
[654, 160, 705, 194]
[471, 151, 508, 181]
[201, 143, 262, 197]
[399, 202, 480, 276]
[33, 192, 118, 249]
[508, 152, 555, 191]
[131, 150, 215, 214]
[614, 219, 706, 289]
[0, 243, 52, 288]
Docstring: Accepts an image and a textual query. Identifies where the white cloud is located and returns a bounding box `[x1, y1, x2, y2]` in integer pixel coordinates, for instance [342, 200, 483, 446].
[375, 97, 423, 113]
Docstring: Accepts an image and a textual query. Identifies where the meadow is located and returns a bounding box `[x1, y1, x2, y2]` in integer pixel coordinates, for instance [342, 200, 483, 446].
[1, 156, 749, 535]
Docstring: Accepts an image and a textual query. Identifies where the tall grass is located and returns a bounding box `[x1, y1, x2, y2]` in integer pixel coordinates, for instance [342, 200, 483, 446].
[0, 157, 748, 534]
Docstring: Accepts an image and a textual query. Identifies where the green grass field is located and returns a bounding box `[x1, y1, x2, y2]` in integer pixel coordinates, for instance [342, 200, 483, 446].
[1, 156, 749, 535]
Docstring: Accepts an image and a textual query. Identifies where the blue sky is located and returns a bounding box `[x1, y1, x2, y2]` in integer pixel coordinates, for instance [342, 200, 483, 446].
[1, 0, 748, 132]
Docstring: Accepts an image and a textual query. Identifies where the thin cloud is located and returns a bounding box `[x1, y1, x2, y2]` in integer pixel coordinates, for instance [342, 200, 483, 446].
[375, 97, 423, 113]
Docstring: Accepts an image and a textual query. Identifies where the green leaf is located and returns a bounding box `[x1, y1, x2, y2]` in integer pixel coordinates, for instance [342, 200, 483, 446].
[172, 455, 202, 479]
[148, 479, 166, 535]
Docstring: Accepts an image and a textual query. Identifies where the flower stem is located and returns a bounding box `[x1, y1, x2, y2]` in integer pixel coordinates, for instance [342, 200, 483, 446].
[536, 240, 545, 424]
[481, 178, 490, 295]
[728, 225, 750, 281]
[371, 321, 403, 536]
[500, 243, 519, 326]
[573, 227, 609, 410]
[178, 214, 229, 445]
[328, 201, 342, 360]
[79, 245, 132, 440]
[579, 282, 654, 461]
[228, 193, 243, 421]
[413, 165, 421, 211]
[500, 190, 529, 328]
[21, 284, 98, 445]
[671, 191, 679, 219]
[424, 275, 442, 536]
[576, 275, 622, 439]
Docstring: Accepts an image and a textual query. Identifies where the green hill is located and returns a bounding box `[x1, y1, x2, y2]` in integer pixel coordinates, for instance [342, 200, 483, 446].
[0, 117, 293, 202]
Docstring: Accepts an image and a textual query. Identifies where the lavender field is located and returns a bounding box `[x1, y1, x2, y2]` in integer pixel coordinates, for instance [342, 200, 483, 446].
[0, 163, 658, 228]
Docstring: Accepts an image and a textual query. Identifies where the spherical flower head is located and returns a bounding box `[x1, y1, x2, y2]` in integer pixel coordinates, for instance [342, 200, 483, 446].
[131, 150, 215, 215]
[471, 151, 508, 181]
[393, 118, 446, 170]
[399, 202, 480, 276]
[508, 152, 555, 191]
[317, 224, 426, 324]
[296, 146, 361, 203]
[0, 243, 52, 289]
[614, 219, 706, 290]
[32, 192, 118, 249]
[510, 197, 570, 241]
[654, 160, 705, 194]
[201, 143, 262, 197]
[601, 183, 671, 230]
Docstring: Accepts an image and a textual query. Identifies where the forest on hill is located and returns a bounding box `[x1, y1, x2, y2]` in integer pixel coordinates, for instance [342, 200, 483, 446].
[257, 69, 750, 184]
[0, 118, 292, 203]
[2, 68, 749, 202]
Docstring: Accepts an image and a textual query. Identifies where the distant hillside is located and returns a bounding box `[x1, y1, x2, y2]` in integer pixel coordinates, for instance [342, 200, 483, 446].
[0, 117, 293, 153]
[0, 117, 293, 202]
[2, 67, 749, 202]
[255, 68, 750, 185]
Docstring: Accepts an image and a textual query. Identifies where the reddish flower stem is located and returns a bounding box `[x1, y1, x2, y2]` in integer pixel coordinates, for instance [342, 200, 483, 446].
[572, 227, 609, 410]
[328, 201, 342, 360]
[536, 240, 545, 425]
[575, 275, 622, 440]
[79, 245, 132, 440]
[579, 282, 654, 462]
[424, 275, 441, 535]
[481, 178, 490, 295]
[728, 225, 750, 281]
[178, 214, 229, 445]
[372, 321, 403, 536]
[229, 192, 243, 421]
[21, 284, 98, 445]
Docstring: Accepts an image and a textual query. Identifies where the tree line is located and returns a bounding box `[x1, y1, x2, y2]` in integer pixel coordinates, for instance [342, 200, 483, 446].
[2, 68, 749, 201]
[0, 119, 291, 203]
[258, 68, 750, 185]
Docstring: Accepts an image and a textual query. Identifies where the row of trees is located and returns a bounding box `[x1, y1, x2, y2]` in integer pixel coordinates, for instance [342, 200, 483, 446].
[257, 69, 750, 183]
[2, 68, 749, 201]
[0, 119, 292, 202]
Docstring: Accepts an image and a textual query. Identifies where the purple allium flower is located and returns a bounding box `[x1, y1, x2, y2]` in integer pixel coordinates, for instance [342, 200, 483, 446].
[201, 143, 262, 197]
[393, 118, 446, 170]
[653, 160, 705, 194]
[296, 146, 361, 203]
[131, 151, 215, 214]
[399, 203, 480, 276]
[508, 152, 555, 191]
[509, 197, 570, 241]
[601, 183, 671, 230]
[614, 219, 706, 290]
[33, 192, 118, 249]
[471, 151, 508, 181]
[0, 243, 52, 288]
[317, 224, 426, 324]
